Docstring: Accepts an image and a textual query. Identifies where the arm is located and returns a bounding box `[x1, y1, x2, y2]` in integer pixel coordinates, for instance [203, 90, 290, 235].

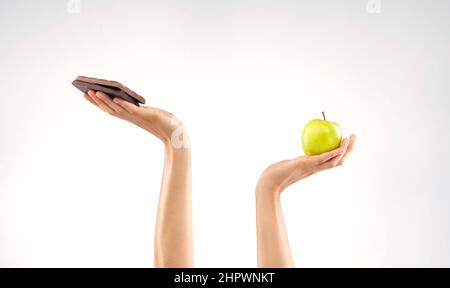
[84, 90, 193, 268]
[256, 183, 293, 267]
[155, 144, 193, 267]
[256, 135, 356, 268]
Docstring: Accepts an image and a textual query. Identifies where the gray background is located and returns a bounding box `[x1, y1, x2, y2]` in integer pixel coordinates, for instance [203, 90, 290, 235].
[0, 0, 449, 267]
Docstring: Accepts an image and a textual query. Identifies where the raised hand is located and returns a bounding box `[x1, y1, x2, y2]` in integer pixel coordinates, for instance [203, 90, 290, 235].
[83, 89, 193, 267]
[256, 135, 356, 268]
[258, 135, 356, 193]
[84, 90, 188, 147]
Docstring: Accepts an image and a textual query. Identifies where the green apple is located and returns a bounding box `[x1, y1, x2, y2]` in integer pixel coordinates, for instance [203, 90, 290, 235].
[302, 112, 342, 156]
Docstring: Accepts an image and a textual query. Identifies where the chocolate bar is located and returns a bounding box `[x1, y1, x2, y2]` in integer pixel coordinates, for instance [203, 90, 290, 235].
[72, 76, 146, 106]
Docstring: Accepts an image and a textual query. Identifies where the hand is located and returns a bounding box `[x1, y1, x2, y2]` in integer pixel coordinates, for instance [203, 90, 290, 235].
[84, 90, 189, 148]
[257, 135, 356, 193]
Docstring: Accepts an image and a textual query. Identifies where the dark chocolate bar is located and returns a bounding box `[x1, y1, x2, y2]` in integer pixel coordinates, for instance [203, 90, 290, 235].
[72, 76, 146, 106]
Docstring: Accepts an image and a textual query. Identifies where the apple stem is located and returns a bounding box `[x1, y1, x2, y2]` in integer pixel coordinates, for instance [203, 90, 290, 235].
[322, 111, 326, 121]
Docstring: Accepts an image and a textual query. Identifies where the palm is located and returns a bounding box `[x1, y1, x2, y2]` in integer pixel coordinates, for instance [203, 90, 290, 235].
[259, 135, 356, 192]
[84, 90, 186, 146]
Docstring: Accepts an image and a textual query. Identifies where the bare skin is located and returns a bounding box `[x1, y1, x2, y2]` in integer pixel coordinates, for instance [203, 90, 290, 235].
[84, 90, 193, 268]
[256, 134, 356, 268]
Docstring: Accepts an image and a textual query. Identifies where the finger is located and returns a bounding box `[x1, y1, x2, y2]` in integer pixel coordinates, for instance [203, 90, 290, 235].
[84, 93, 98, 107]
[87, 90, 96, 98]
[113, 97, 140, 114]
[87, 90, 106, 112]
[95, 91, 127, 114]
[87, 90, 102, 108]
[310, 140, 347, 164]
[338, 134, 356, 165]
[332, 137, 351, 164]
[319, 138, 351, 170]
[90, 91, 116, 115]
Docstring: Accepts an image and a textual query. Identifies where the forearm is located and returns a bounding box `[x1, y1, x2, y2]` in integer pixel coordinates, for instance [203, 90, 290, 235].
[154, 145, 193, 268]
[256, 183, 293, 268]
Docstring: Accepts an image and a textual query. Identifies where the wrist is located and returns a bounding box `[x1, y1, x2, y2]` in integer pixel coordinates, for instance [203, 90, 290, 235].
[166, 122, 190, 150]
[165, 143, 191, 155]
[256, 178, 283, 198]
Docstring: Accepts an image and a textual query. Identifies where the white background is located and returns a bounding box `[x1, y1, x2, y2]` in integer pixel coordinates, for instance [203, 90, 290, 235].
[1, 0, 449, 267]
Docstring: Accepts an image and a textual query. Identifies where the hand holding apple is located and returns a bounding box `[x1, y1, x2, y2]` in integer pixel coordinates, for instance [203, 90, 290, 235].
[257, 135, 356, 193]
[256, 115, 355, 269]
